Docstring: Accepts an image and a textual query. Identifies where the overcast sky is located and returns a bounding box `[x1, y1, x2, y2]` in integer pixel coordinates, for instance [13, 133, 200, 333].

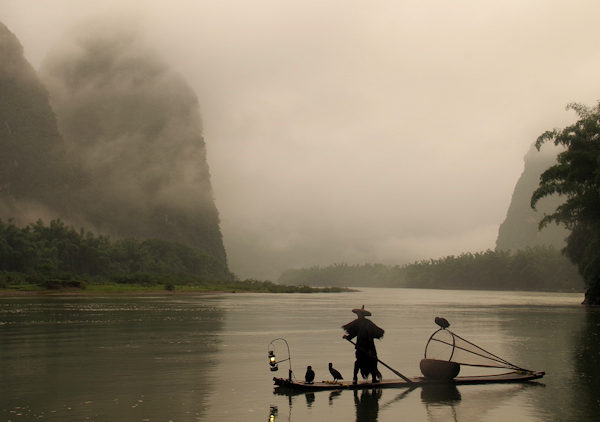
[2, 0, 600, 279]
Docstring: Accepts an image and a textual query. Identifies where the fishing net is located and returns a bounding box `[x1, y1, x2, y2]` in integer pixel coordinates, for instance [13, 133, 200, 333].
[424, 326, 525, 371]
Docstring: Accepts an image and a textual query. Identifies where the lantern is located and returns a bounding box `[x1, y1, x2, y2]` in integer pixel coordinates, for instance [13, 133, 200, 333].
[268, 350, 278, 371]
[267, 338, 292, 380]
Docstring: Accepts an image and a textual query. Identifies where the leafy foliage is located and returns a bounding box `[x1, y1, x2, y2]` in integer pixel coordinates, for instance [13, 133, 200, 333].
[279, 263, 397, 287]
[531, 102, 600, 304]
[278, 247, 583, 292]
[0, 219, 350, 293]
[0, 219, 232, 287]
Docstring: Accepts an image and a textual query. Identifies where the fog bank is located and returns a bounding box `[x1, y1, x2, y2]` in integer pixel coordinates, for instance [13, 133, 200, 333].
[3, 1, 600, 279]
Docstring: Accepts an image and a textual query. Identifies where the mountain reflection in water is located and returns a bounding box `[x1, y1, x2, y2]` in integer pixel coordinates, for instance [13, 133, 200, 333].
[0, 296, 225, 421]
[572, 308, 600, 421]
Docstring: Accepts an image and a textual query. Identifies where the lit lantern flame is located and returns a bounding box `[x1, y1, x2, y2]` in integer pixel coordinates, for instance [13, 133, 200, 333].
[268, 350, 278, 371]
[267, 338, 291, 380]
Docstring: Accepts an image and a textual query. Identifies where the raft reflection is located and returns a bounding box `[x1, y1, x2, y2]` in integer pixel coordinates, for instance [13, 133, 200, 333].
[272, 381, 536, 422]
[423, 384, 532, 422]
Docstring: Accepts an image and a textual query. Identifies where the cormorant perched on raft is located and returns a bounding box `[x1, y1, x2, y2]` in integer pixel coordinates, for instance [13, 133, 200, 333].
[329, 362, 343, 381]
[435, 317, 450, 329]
[305, 366, 315, 384]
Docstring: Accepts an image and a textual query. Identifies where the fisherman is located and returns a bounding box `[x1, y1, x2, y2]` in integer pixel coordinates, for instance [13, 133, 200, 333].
[342, 305, 384, 384]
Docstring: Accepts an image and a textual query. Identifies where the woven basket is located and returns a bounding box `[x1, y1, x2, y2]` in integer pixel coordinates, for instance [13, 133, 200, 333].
[419, 358, 461, 380]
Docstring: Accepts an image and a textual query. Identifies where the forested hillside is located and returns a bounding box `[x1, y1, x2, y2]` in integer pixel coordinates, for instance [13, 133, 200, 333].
[39, 21, 226, 264]
[279, 247, 583, 292]
[0, 219, 231, 285]
[0, 20, 229, 281]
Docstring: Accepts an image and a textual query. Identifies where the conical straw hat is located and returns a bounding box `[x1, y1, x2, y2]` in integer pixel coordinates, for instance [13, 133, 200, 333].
[352, 305, 371, 317]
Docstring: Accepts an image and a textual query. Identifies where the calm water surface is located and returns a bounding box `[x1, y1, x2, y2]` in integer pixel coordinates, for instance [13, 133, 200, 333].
[1, 288, 598, 421]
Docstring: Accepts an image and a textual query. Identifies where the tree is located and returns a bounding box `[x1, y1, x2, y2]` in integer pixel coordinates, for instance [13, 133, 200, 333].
[531, 102, 600, 305]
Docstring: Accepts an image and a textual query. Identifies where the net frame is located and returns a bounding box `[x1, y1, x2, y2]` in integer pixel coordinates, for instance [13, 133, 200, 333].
[424, 328, 528, 371]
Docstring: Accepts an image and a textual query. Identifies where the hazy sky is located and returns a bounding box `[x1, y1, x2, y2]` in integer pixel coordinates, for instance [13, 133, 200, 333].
[2, 0, 600, 279]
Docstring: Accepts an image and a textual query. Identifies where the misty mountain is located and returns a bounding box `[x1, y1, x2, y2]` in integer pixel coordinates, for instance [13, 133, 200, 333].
[0, 21, 73, 222]
[38, 21, 227, 265]
[496, 143, 568, 252]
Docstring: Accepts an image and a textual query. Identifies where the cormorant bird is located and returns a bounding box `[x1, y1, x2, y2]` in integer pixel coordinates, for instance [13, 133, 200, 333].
[435, 316, 450, 329]
[329, 362, 343, 381]
[305, 365, 315, 384]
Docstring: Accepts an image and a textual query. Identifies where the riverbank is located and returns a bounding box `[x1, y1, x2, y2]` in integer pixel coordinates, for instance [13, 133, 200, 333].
[0, 280, 354, 296]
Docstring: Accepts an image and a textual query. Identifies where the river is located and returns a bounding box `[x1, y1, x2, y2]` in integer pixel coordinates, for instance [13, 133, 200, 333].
[0, 288, 598, 422]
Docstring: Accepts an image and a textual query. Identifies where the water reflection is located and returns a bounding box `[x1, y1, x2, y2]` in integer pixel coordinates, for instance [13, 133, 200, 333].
[353, 389, 382, 422]
[421, 384, 462, 404]
[272, 388, 388, 422]
[328, 390, 342, 404]
[572, 307, 600, 421]
[0, 296, 225, 421]
[272, 382, 535, 422]
[378, 385, 416, 411]
[420, 385, 461, 422]
[268, 405, 279, 422]
[2, 289, 588, 421]
[499, 304, 595, 421]
[305, 392, 316, 407]
[423, 384, 530, 422]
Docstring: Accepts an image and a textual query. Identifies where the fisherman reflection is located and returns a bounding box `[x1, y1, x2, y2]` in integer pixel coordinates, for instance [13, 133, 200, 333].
[342, 305, 384, 384]
[353, 388, 382, 422]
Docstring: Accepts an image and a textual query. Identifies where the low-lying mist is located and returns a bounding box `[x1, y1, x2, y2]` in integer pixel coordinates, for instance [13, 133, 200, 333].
[37, 18, 226, 263]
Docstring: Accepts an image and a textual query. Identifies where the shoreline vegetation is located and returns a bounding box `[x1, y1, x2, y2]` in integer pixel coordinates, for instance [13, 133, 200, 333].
[0, 278, 354, 295]
[0, 219, 352, 294]
[278, 247, 585, 292]
[0, 219, 584, 295]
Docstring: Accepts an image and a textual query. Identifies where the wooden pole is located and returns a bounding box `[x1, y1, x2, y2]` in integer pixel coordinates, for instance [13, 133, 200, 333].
[345, 338, 414, 384]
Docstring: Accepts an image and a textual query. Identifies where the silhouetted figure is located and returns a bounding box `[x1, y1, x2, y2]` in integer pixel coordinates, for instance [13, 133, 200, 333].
[328, 362, 343, 381]
[342, 305, 384, 384]
[305, 365, 315, 384]
[435, 316, 450, 329]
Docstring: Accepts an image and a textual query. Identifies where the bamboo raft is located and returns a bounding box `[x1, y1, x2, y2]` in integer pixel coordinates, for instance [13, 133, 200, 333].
[273, 370, 545, 392]
[269, 317, 545, 393]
